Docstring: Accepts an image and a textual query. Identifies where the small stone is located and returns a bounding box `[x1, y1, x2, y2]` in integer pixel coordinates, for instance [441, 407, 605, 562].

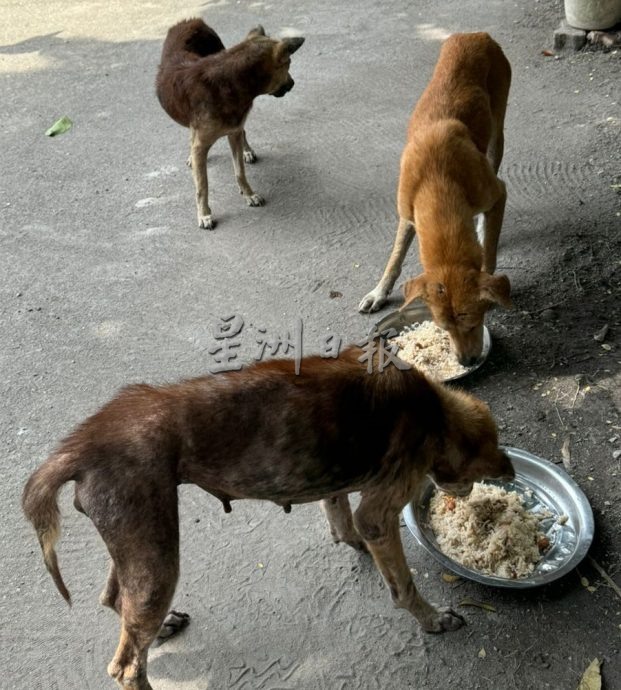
[541, 308, 558, 321]
[593, 324, 609, 342]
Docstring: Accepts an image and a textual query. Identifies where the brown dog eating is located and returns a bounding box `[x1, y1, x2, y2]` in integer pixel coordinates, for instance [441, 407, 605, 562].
[156, 19, 304, 229]
[23, 347, 514, 689]
[359, 33, 512, 365]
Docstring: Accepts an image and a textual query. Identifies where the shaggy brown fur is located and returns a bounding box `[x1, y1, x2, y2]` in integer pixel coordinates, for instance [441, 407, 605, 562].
[23, 346, 513, 689]
[359, 33, 512, 366]
[156, 19, 304, 229]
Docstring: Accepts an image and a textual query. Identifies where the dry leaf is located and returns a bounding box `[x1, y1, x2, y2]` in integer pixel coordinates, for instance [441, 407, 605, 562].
[442, 571, 460, 583]
[541, 49, 555, 56]
[561, 436, 571, 469]
[478, 647, 487, 658]
[459, 597, 497, 612]
[576, 658, 601, 690]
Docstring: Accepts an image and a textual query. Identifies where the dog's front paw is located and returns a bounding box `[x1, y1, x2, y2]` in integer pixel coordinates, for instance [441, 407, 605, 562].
[245, 193, 265, 207]
[198, 215, 216, 230]
[157, 610, 191, 641]
[358, 290, 387, 313]
[422, 607, 465, 634]
[243, 149, 257, 163]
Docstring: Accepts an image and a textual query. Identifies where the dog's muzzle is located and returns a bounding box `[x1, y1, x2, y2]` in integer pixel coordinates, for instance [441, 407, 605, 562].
[272, 78, 294, 98]
[431, 478, 474, 498]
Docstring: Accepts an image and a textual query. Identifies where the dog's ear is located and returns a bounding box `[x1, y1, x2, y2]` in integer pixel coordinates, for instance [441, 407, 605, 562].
[401, 275, 428, 309]
[246, 25, 266, 39]
[479, 272, 512, 308]
[276, 36, 305, 59]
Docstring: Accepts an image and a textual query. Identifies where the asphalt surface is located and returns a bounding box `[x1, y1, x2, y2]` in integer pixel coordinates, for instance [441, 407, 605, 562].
[1, 0, 620, 688]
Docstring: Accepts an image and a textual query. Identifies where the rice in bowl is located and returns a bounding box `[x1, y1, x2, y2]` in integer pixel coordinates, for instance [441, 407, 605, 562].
[388, 321, 470, 380]
[428, 483, 551, 579]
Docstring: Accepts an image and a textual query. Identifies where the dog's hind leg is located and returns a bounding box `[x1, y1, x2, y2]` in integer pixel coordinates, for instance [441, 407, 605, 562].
[354, 492, 464, 633]
[81, 480, 182, 689]
[100, 562, 121, 613]
[486, 124, 504, 176]
[100, 561, 189, 642]
[190, 126, 217, 229]
[228, 130, 264, 207]
[481, 177, 506, 275]
[186, 129, 194, 168]
[242, 130, 257, 163]
[358, 218, 416, 313]
[105, 540, 180, 690]
[320, 494, 367, 552]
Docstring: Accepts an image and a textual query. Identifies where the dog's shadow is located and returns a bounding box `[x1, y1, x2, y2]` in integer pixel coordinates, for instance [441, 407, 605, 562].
[0, 32, 62, 53]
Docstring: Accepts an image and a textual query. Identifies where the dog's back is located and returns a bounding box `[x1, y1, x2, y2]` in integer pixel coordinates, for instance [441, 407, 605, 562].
[408, 32, 511, 153]
[156, 19, 227, 126]
[160, 18, 225, 64]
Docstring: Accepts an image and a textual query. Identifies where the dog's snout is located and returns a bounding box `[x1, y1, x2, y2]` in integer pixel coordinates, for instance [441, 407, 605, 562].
[500, 452, 516, 481]
[459, 354, 479, 367]
[272, 77, 294, 98]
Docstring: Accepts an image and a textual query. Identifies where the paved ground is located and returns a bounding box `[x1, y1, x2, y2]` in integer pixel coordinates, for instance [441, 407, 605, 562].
[2, 0, 620, 688]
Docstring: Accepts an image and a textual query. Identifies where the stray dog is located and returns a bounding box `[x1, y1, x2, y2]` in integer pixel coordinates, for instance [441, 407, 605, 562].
[156, 19, 304, 229]
[23, 347, 514, 689]
[359, 33, 512, 365]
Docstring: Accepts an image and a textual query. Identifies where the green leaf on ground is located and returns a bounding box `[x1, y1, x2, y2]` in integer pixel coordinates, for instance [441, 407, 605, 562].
[45, 116, 73, 137]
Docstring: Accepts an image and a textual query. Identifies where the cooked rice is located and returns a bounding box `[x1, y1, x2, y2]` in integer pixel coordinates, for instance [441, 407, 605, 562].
[389, 321, 469, 380]
[429, 483, 549, 579]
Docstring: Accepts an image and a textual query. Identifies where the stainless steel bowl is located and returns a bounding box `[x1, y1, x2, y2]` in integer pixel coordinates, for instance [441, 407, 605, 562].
[375, 304, 491, 382]
[402, 447, 595, 588]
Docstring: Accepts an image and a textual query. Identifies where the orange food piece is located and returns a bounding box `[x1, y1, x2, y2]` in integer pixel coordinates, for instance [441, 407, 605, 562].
[444, 496, 457, 511]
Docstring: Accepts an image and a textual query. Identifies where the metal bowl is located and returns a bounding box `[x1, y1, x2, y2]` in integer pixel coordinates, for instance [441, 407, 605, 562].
[375, 304, 491, 382]
[402, 447, 595, 589]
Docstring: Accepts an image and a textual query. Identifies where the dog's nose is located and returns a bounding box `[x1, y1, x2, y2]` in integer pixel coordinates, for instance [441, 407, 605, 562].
[500, 452, 515, 480]
[460, 354, 479, 367]
[272, 78, 294, 98]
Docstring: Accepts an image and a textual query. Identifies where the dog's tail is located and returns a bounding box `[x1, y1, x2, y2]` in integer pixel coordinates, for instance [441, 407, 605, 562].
[22, 449, 81, 604]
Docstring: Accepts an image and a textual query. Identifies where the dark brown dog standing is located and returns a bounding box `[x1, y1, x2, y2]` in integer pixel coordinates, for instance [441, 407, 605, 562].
[359, 33, 512, 366]
[156, 19, 304, 229]
[23, 347, 514, 689]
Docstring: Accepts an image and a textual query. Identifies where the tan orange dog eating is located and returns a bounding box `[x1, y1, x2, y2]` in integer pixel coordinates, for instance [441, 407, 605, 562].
[23, 347, 513, 689]
[359, 33, 512, 365]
